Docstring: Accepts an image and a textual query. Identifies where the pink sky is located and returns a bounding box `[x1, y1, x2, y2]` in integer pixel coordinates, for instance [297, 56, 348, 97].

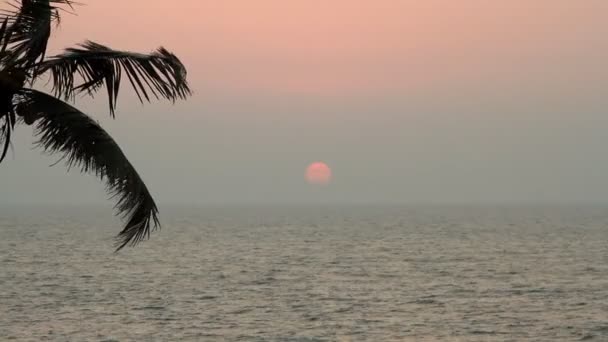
[5, 0, 608, 205]
[50, 0, 607, 99]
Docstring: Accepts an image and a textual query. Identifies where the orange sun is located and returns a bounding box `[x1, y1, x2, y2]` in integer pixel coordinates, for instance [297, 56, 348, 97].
[305, 162, 332, 185]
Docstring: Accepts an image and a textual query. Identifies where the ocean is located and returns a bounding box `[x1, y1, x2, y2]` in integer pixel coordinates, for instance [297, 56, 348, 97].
[1, 205, 607, 341]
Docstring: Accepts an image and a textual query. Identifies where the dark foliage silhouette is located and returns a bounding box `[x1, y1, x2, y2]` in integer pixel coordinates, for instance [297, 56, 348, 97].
[0, 0, 191, 250]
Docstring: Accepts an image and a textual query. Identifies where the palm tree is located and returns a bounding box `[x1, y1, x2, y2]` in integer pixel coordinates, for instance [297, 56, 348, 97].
[0, 0, 191, 250]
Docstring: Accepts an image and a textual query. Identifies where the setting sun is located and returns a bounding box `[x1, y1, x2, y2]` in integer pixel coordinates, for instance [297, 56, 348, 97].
[305, 162, 332, 185]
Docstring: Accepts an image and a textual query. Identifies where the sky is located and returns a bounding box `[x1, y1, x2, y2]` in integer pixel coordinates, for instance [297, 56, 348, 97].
[2, 0, 608, 205]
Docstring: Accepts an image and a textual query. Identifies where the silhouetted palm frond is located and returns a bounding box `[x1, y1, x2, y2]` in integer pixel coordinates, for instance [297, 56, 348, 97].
[37, 41, 191, 115]
[17, 89, 160, 250]
[0, 17, 11, 64]
[1, 0, 73, 67]
[0, 108, 15, 162]
[0, 0, 190, 250]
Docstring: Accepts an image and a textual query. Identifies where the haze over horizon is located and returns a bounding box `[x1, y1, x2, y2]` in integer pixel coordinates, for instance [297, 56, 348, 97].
[2, 0, 608, 205]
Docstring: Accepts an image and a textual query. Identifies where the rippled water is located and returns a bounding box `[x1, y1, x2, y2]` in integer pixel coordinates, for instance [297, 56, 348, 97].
[1, 205, 607, 341]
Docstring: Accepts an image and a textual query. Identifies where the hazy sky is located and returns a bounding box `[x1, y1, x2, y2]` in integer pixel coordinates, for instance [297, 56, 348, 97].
[3, 0, 608, 205]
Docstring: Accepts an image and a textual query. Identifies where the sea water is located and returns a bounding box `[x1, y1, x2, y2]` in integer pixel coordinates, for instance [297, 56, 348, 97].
[1, 205, 607, 341]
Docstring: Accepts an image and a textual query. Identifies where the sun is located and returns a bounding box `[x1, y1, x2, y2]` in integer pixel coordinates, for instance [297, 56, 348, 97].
[305, 162, 332, 185]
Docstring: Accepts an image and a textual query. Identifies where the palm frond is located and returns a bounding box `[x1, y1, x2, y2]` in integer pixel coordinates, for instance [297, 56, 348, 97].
[16, 89, 160, 250]
[0, 108, 16, 163]
[1, 0, 73, 67]
[36, 41, 191, 116]
[0, 18, 11, 63]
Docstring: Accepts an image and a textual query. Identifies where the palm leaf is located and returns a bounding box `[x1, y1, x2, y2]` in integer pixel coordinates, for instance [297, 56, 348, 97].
[36, 41, 191, 116]
[0, 109, 16, 163]
[16, 89, 160, 250]
[0, 18, 11, 63]
[1, 0, 73, 67]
